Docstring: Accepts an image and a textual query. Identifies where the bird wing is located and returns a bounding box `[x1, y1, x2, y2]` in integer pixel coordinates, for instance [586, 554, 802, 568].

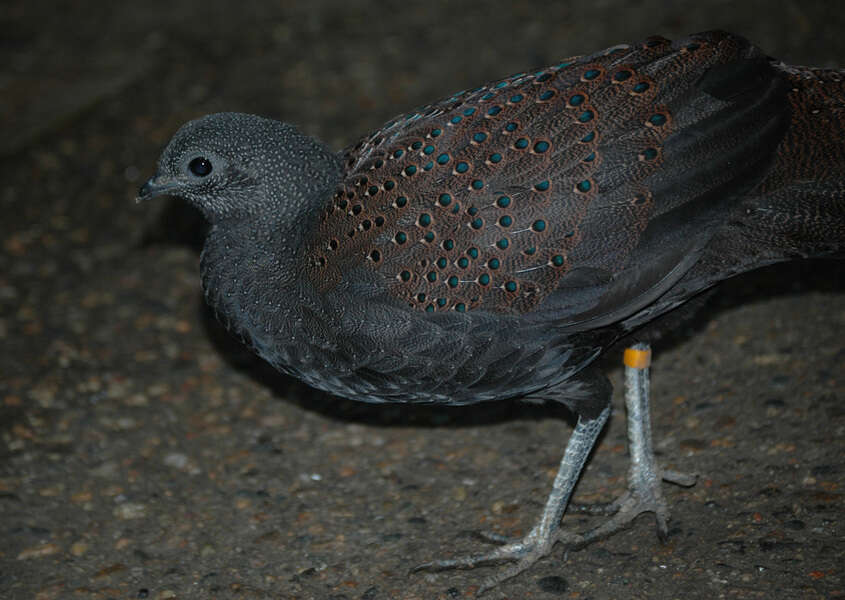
[305, 31, 788, 332]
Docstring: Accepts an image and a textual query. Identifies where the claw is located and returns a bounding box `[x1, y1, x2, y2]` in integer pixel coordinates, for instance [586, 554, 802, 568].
[412, 344, 697, 595]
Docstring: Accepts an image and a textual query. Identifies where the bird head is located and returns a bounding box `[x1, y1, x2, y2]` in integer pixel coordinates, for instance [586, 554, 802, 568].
[138, 112, 341, 223]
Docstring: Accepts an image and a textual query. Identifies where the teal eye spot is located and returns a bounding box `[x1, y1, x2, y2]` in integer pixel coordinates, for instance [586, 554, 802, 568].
[581, 131, 596, 143]
[368, 186, 378, 195]
[497, 238, 509, 249]
[463, 107, 476, 116]
[395, 231, 407, 244]
[424, 231, 435, 242]
[455, 161, 469, 173]
[417, 293, 426, 302]
[478, 273, 490, 285]
[400, 270, 411, 281]
[482, 92, 496, 100]
[551, 254, 565, 266]
[576, 179, 592, 193]
[455, 303, 466, 312]
[473, 132, 488, 143]
[578, 110, 594, 123]
[411, 141, 422, 150]
[649, 113, 667, 127]
[489, 153, 502, 163]
[555, 60, 573, 69]
[532, 219, 547, 232]
[642, 147, 658, 160]
[448, 276, 459, 287]
[404, 165, 417, 176]
[443, 238, 455, 250]
[423, 161, 433, 171]
[438, 193, 452, 206]
[583, 68, 601, 80]
[488, 258, 500, 270]
[471, 218, 483, 229]
[427, 271, 437, 282]
[509, 93, 524, 103]
[457, 257, 469, 268]
[536, 73, 552, 82]
[569, 94, 584, 106]
[436, 153, 450, 165]
[533, 141, 550, 153]
[467, 247, 479, 259]
[515, 138, 529, 149]
[374, 159, 384, 168]
[686, 42, 701, 51]
[451, 203, 461, 214]
[425, 304, 435, 312]
[436, 257, 448, 269]
[496, 195, 511, 208]
[437, 297, 447, 307]
[534, 180, 550, 191]
[564, 229, 575, 237]
[487, 106, 502, 116]
[524, 246, 536, 255]
[471, 179, 484, 190]
[505, 281, 517, 292]
[633, 81, 650, 93]
[494, 81, 508, 89]
[583, 152, 596, 162]
[467, 206, 479, 216]
[419, 213, 432, 227]
[393, 149, 404, 159]
[395, 196, 407, 207]
[384, 180, 395, 190]
[505, 122, 518, 132]
[613, 70, 632, 82]
[450, 116, 463, 124]
[431, 128, 442, 137]
[498, 215, 513, 227]
[423, 144, 435, 154]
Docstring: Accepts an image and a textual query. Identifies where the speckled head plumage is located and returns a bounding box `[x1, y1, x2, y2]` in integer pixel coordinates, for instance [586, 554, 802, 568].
[138, 112, 341, 222]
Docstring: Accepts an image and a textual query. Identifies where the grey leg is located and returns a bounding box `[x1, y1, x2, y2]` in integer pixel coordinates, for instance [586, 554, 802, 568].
[575, 342, 695, 546]
[414, 344, 695, 595]
[415, 405, 611, 594]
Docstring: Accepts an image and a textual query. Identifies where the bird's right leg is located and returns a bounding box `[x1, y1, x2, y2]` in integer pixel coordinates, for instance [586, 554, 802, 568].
[414, 374, 612, 594]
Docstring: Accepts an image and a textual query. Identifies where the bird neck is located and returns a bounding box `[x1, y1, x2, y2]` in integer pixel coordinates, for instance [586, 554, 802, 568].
[198, 207, 320, 353]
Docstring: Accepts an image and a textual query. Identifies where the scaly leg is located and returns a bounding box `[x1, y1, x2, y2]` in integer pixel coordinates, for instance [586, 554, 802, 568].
[574, 343, 696, 547]
[415, 344, 695, 595]
[414, 405, 610, 594]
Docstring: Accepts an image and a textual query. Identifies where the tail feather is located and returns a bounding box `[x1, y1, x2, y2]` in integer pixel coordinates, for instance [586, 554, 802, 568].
[667, 64, 844, 296]
[748, 65, 845, 257]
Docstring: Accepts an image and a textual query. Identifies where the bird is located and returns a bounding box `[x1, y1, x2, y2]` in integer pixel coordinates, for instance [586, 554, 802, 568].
[138, 31, 844, 594]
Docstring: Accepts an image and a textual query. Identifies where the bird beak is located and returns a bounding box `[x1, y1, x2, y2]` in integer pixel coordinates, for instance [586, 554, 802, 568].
[136, 175, 178, 203]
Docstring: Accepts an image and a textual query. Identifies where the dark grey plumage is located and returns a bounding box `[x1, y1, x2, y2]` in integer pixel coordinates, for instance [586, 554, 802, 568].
[139, 31, 844, 592]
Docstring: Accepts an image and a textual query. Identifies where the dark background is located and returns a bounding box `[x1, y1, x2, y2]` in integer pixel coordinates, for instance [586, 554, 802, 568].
[1, 1, 843, 599]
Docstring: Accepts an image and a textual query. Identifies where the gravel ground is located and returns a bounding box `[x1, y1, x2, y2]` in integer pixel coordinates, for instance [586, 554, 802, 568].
[1, 2, 843, 599]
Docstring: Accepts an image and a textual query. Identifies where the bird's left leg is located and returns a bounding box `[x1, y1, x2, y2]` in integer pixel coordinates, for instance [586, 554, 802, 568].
[572, 343, 696, 546]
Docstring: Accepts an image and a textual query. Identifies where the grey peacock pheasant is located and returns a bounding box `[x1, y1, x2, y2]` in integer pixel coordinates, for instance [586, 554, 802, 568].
[138, 31, 845, 593]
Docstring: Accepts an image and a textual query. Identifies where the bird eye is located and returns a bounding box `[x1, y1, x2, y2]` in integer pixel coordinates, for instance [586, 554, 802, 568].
[188, 157, 213, 177]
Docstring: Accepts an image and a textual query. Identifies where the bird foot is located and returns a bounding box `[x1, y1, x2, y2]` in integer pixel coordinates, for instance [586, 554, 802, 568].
[570, 467, 697, 543]
[414, 524, 583, 596]
[574, 465, 696, 548]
